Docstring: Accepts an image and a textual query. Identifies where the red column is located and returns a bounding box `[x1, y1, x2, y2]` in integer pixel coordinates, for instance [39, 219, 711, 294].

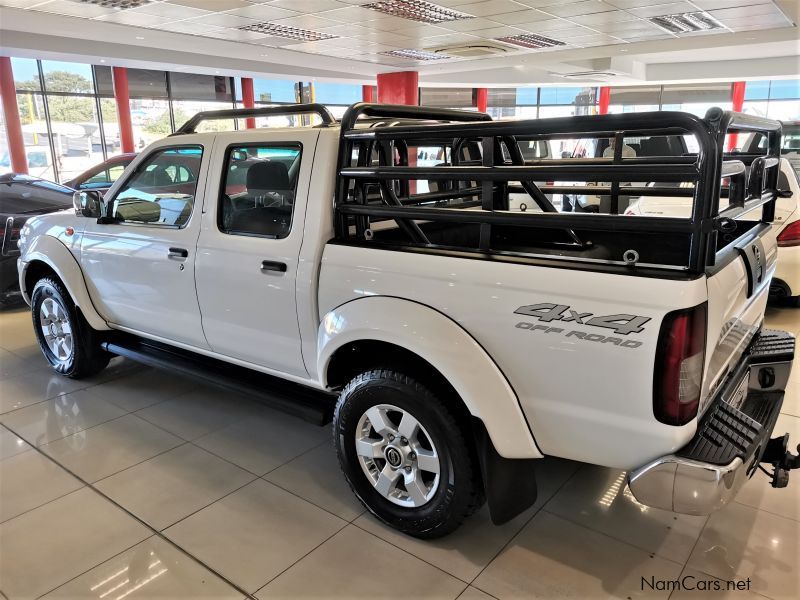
[362, 85, 375, 103]
[598, 86, 611, 115]
[727, 81, 746, 151]
[475, 88, 488, 113]
[0, 57, 27, 174]
[377, 71, 418, 105]
[241, 77, 256, 129]
[112, 67, 135, 153]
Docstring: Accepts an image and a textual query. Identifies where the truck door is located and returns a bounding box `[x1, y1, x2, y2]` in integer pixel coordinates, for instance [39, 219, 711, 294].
[80, 142, 209, 349]
[194, 129, 319, 377]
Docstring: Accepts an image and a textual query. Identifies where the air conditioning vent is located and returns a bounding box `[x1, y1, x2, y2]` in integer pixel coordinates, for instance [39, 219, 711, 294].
[558, 71, 617, 80]
[649, 11, 724, 34]
[426, 42, 512, 58]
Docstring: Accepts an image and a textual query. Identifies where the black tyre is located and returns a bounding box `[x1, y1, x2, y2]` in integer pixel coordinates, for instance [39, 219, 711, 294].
[31, 277, 110, 379]
[333, 369, 481, 538]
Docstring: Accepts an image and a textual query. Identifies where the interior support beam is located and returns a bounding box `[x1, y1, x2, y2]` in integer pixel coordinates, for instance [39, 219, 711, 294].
[0, 56, 27, 174]
[112, 66, 135, 154]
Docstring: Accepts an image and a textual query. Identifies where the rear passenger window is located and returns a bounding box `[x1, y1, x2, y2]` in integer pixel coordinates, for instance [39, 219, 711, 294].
[218, 144, 301, 239]
[112, 146, 202, 227]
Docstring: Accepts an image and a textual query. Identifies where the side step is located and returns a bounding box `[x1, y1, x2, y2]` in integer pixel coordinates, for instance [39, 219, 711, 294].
[101, 337, 335, 426]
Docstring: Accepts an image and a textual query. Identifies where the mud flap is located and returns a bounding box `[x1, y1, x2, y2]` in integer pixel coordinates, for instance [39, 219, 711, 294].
[472, 417, 538, 524]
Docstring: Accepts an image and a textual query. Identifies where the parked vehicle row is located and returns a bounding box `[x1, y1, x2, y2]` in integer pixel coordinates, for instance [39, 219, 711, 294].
[1, 154, 136, 303]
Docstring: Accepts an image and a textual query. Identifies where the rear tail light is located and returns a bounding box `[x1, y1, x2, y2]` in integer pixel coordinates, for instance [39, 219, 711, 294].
[545, 180, 554, 186]
[654, 303, 707, 425]
[777, 220, 800, 247]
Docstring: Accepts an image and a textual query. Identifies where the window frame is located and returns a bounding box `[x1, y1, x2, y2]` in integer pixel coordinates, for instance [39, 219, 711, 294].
[216, 141, 303, 240]
[106, 144, 204, 230]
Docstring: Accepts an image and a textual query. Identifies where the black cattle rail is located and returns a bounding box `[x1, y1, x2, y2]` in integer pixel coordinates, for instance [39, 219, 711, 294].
[173, 103, 336, 134]
[334, 103, 783, 274]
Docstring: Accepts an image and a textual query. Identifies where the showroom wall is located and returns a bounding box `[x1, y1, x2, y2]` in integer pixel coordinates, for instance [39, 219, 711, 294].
[0, 56, 798, 184]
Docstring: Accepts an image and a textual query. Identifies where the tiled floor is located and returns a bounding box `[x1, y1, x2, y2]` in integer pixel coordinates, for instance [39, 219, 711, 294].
[0, 304, 798, 600]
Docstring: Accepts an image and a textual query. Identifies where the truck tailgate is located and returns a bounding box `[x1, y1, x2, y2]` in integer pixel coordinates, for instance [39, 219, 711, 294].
[702, 224, 779, 414]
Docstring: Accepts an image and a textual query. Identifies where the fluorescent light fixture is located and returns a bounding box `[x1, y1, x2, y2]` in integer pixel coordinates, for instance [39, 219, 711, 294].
[364, 0, 474, 24]
[238, 22, 338, 41]
[496, 33, 566, 49]
[382, 48, 451, 60]
[649, 11, 724, 34]
[70, 0, 154, 8]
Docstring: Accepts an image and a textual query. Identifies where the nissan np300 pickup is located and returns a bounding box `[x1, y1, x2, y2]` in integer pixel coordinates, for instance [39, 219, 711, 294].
[16, 103, 798, 538]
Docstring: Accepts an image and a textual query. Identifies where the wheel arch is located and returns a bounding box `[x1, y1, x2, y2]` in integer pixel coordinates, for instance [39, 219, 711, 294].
[20, 236, 110, 331]
[318, 296, 541, 460]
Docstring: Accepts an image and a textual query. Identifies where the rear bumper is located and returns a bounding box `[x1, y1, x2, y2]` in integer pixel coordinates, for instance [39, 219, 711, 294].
[628, 329, 795, 515]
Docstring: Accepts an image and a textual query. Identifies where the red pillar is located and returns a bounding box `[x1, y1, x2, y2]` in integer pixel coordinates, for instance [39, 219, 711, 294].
[727, 81, 746, 151]
[475, 88, 488, 113]
[0, 57, 27, 174]
[241, 77, 256, 129]
[598, 86, 611, 115]
[377, 71, 418, 105]
[112, 67, 135, 154]
[362, 85, 375, 103]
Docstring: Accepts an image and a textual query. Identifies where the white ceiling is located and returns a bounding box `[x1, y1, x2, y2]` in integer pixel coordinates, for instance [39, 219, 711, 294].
[0, 0, 797, 86]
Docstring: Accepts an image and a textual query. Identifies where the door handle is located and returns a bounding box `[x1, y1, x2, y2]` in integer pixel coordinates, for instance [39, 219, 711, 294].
[168, 247, 189, 259]
[261, 260, 287, 273]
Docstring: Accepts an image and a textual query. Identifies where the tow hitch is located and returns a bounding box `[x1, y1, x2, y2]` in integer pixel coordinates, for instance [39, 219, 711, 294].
[760, 434, 800, 488]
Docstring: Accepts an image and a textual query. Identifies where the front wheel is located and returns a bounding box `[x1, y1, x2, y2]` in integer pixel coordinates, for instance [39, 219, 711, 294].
[31, 277, 110, 379]
[333, 369, 482, 538]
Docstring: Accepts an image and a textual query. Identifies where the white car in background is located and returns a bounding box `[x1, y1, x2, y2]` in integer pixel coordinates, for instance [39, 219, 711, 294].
[626, 157, 800, 305]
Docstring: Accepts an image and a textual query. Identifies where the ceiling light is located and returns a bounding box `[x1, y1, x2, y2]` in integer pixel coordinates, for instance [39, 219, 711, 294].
[382, 48, 451, 60]
[239, 22, 337, 41]
[496, 33, 566, 50]
[649, 11, 723, 34]
[69, 0, 153, 8]
[364, 0, 474, 24]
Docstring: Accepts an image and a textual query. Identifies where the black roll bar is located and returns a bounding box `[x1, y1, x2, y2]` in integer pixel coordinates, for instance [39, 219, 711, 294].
[173, 104, 336, 134]
[332, 103, 781, 273]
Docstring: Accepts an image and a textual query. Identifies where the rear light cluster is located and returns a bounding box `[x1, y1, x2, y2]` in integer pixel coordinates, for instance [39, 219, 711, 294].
[777, 221, 800, 247]
[654, 304, 707, 426]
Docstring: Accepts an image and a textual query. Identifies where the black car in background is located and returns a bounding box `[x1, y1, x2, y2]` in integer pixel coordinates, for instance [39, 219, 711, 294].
[0, 173, 74, 304]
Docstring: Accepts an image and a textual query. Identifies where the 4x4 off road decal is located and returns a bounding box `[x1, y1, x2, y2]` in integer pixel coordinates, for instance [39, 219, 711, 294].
[514, 303, 650, 349]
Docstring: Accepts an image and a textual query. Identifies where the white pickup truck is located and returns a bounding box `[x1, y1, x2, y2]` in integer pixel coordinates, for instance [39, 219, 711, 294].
[16, 103, 798, 538]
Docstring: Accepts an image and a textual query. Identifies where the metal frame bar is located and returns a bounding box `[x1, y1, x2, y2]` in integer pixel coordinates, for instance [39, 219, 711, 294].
[172, 103, 336, 134]
[333, 104, 782, 274]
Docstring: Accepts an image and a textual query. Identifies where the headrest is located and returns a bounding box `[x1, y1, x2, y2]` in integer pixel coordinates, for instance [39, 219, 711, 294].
[247, 161, 291, 191]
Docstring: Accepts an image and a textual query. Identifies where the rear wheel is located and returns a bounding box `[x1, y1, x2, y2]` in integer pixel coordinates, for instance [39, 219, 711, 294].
[333, 369, 481, 538]
[31, 277, 110, 379]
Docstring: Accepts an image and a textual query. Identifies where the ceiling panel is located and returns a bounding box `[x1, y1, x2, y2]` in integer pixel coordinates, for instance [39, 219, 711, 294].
[270, 0, 343, 11]
[709, 3, 788, 19]
[490, 8, 550, 24]
[33, 0, 119, 18]
[454, 0, 531, 17]
[543, 1, 616, 18]
[570, 10, 639, 26]
[689, 0, 773, 9]
[130, 2, 210, 19]
[169, 0, 250, 11]
[223, 4, 299, 20]
[627, 2, 698, 18]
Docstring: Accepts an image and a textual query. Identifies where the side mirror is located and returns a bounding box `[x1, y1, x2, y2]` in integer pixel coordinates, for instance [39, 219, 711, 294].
[73, 190, 104, 218]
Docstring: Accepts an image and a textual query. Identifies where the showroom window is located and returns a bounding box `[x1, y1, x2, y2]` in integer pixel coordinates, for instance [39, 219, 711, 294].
[314, 82, 362, 119]
[218, 143, 301, 239]
[111, 146, 203, 227]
